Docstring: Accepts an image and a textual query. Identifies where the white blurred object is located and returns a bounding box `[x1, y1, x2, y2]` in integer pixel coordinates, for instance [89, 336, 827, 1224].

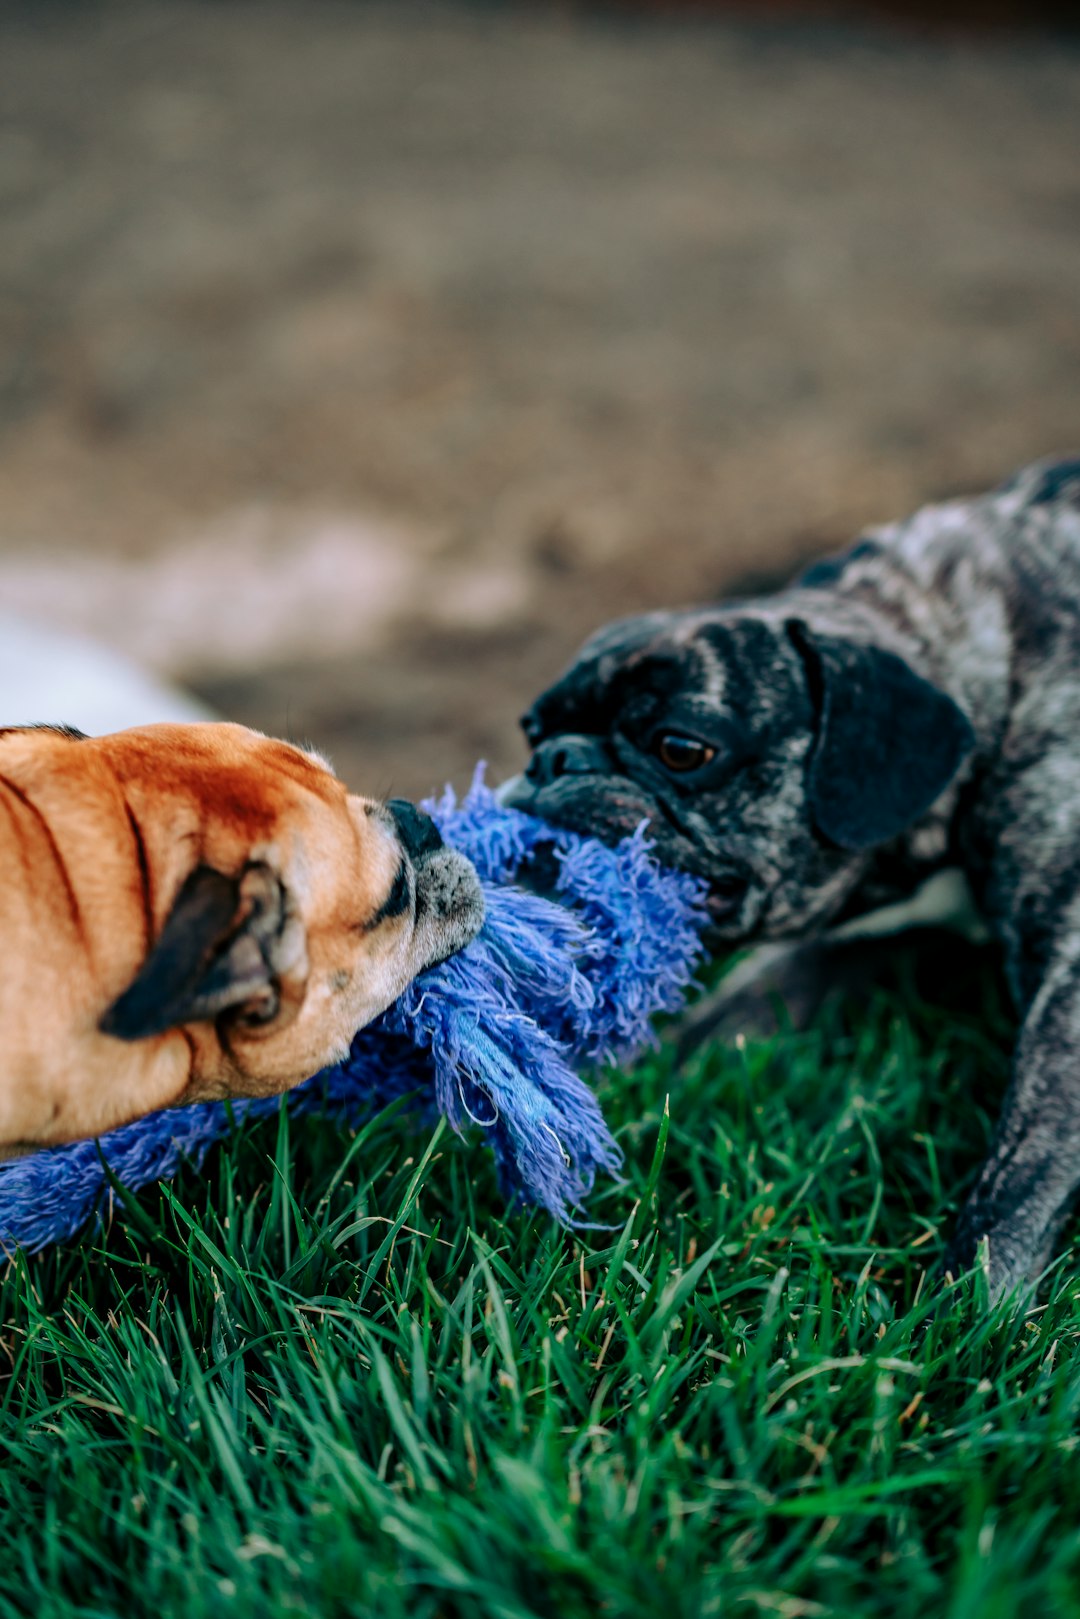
[0, 508, 430, 676]
[0, 612, 215, 736]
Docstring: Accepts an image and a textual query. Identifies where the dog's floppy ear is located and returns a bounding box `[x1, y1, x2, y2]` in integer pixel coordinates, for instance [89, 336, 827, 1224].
[787, 620, 975, 852]
[101, 863, 285, 1041]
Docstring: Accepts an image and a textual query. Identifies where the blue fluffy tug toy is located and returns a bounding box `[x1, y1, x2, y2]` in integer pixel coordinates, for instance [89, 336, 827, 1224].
[0, 770, 708, 1254]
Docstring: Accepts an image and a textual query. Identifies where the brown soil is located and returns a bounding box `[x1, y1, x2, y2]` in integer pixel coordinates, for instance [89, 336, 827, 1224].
[2, 1, 1078, 798]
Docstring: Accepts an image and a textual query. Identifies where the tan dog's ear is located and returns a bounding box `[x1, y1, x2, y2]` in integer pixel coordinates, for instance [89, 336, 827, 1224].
[100, 863, 285, 1041]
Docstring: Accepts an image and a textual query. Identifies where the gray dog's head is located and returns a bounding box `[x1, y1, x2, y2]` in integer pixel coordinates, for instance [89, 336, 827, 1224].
[505, 609, 975, 942]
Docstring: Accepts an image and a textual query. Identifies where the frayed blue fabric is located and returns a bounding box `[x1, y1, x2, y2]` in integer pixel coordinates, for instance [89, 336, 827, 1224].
[0, 768, 708, 1253]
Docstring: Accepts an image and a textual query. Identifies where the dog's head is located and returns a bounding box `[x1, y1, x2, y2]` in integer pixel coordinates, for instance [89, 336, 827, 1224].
[96, 723, 485, 1100]
[506, 610, 975, 941]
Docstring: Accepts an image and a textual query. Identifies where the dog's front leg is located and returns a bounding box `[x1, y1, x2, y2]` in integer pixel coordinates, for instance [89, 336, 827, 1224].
[676, 936, 872, 1055]
[677, 927, 989, 1060]
[946, 949, 1080, 1301]
[678, 868, 989, 1059]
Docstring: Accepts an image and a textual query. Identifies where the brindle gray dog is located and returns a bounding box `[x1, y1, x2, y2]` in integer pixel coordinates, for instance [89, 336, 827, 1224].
[506, 457, 1080, 1301]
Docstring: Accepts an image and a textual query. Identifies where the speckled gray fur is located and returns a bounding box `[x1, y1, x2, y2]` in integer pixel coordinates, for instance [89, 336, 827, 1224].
[508, 457, 1080, 1300]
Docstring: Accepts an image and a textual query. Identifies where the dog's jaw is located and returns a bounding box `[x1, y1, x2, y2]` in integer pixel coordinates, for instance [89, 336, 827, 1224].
[508, 613, 873, 944]
[411, 846, 486, 969]
[202, 805, 485, 1103]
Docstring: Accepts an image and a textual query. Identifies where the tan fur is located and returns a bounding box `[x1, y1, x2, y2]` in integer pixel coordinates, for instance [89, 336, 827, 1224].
[0, 722, 480, 1153]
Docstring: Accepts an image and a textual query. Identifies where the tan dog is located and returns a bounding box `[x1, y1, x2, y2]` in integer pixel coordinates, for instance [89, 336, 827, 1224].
[0, 721, 484, 1154]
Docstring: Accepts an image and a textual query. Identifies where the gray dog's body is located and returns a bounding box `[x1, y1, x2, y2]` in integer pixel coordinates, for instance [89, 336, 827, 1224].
[508, 458, 1080, 1299]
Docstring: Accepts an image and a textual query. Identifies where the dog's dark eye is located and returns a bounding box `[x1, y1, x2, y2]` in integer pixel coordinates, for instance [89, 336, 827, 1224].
[655, 734, 716, 773]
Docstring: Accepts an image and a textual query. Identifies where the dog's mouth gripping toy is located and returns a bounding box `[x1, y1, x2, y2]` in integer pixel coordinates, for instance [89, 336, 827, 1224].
[0, 769, 708, 1253]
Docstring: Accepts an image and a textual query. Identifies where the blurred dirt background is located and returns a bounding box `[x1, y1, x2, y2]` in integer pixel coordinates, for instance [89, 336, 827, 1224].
[1, 1, 1078, 798]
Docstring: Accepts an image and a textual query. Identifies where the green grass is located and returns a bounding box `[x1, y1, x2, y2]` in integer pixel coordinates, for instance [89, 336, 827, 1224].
[4, 970, 1080, 1619]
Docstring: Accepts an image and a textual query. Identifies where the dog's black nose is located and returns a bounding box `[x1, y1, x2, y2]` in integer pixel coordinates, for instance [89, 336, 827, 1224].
[524, 734, 608, 789]
[388, 799, 444, 860]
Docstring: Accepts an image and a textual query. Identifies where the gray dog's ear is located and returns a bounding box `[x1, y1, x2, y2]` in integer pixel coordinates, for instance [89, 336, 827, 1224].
[787, 620, 976, 852]
[100, 863, 284, 1041]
